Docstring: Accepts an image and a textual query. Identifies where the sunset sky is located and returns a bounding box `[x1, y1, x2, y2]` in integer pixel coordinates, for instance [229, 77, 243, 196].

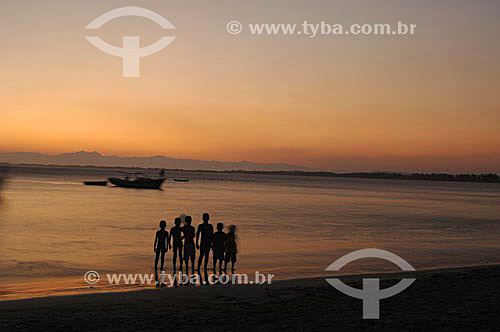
[1, 0, 499, 172]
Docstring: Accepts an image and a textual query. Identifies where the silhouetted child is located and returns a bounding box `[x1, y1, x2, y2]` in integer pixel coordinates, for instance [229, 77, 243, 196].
[170, 217, 184, 275]
[183, 216, 196, 275]
[212, 222, 226, 274]
[196, 212, 214, 271]
[224, 225, 238, 273]
[154, 220, 171, 287]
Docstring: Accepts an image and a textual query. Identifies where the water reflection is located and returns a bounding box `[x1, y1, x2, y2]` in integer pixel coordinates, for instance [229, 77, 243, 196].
[0, 166, 8, 206]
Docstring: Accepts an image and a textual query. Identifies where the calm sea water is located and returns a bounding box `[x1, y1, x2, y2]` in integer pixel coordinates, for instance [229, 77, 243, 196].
[0, 165, 499, 299]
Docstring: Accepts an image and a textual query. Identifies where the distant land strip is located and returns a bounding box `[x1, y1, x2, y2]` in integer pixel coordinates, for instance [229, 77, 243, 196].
[226, 170, 500, 183]
[1, 163, 499, 183]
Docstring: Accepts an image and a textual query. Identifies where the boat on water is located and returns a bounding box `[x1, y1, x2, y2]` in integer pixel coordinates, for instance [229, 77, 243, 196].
[84, 181, 108, 186]
[174, 178, 189, 182]
[109, 177, 165, 189]
[108, 172, 165, 189]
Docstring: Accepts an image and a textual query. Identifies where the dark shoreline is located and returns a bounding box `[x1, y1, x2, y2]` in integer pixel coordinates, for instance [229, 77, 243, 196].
[2, 163, 499, 184]
[1, 265, 499, 331]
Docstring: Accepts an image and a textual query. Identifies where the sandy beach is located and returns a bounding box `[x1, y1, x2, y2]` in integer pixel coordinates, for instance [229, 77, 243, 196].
[2, 1, 500, 331]
[1, 265, 498, 331]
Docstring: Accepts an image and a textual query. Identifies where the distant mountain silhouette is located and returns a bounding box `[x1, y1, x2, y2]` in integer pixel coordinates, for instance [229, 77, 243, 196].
[0, 151, 312, 171]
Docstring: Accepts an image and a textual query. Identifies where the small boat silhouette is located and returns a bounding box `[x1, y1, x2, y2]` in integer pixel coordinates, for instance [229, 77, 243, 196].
[108, 172, 165, 189]
[84, 181, 108, 186]
[174, 178, 189, 182]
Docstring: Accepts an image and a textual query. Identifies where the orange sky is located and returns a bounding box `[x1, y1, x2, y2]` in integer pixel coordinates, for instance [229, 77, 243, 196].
[1, 0, 499, 171]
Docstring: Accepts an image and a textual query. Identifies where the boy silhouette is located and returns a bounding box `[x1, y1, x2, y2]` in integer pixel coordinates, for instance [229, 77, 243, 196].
[154, 220, 171, 287]
[225, 225, 238, 273]
[196, 213, 214, 271]
[183, 216, 196, 275]
[212, 222, 226, 274]
[170, 217, 184, 275]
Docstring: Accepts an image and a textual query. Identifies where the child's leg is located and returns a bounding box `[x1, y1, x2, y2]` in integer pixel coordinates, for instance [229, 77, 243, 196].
[160, 250, 165, 271]
[203, 250, 209, 270]
[172, 249, 177, 286]
[178, 246, 183, 272]
[173, 246, 177, 270]
[197, 252, 202, 271]
[154, 251, 160, 282]
[160, 250, 166, 285]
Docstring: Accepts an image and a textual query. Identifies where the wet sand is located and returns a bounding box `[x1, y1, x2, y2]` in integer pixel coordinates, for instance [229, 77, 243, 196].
[1, 265, 498, 331]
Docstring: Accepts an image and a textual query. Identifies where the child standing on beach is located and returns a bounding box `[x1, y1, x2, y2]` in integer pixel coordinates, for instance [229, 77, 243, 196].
[170, 217, 184, 275]
[183, 216, 196, 275]
[154, 220, 171, 287]
[196, 213, 214, 272]
[212, 223, 227, 274]
[224, 225, 238, 274]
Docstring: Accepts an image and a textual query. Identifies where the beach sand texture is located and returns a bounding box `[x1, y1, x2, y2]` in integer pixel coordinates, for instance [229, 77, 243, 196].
[1, 265, 498, 331]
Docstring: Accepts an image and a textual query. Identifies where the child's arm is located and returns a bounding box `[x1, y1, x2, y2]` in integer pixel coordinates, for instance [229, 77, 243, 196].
[167, 232, 172, 249]
[196, 226, 200, 249]
[209, 226, 214, 249]
[153, 232, 158, 253]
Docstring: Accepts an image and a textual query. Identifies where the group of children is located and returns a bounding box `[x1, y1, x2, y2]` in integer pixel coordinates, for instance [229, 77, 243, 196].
[154, 213, 238, 285]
